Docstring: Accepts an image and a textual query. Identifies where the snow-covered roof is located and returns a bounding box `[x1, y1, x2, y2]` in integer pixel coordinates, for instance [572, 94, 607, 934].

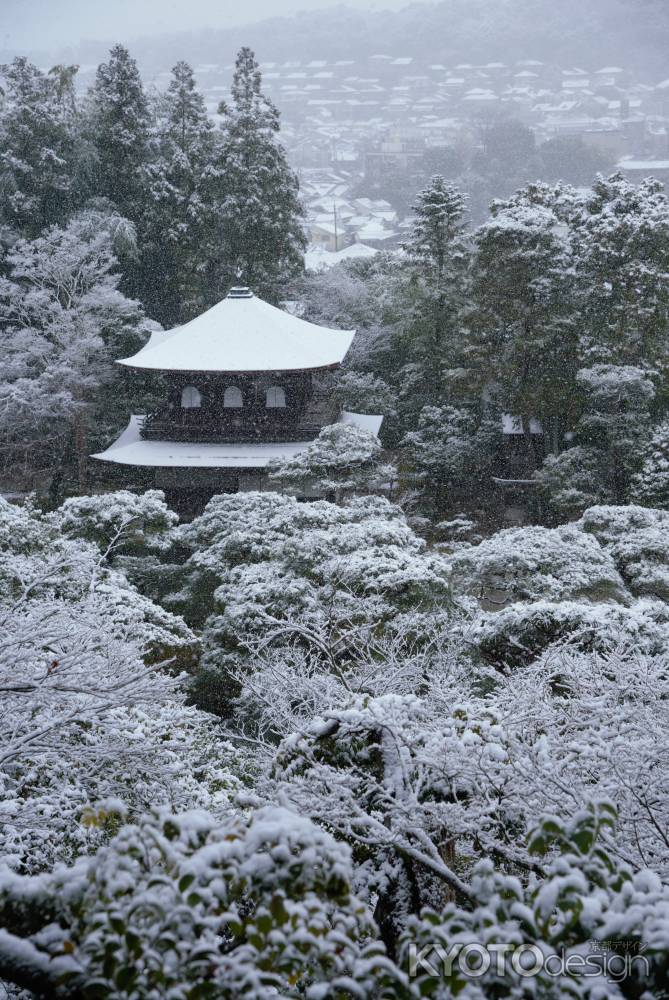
[117, 288, 355, 373]
[92, 412, 383, 469]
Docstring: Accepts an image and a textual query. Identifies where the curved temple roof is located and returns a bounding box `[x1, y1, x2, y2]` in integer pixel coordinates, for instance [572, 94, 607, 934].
[92, 411, 383, 469]
[118, 287, 355, 373]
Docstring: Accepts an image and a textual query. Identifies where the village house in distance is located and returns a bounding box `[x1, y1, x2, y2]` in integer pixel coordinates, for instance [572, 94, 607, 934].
[93, 284, 383, 511]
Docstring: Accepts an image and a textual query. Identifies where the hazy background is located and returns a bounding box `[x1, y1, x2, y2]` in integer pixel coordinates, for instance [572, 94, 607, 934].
[2, 0, 437, 51]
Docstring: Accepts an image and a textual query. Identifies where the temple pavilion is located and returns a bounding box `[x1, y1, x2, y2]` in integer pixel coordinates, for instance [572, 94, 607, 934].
[93, 285, 382, 508]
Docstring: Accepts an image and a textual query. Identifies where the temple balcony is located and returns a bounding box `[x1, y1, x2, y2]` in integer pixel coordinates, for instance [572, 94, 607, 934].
[139, 407, 327, 444]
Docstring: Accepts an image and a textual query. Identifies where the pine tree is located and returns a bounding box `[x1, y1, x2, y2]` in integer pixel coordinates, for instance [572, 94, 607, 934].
[138, 62, 216, 324]
[88, 45, 151, 221]
[0, 58, 78, 236]
[207, 47, 305, 302]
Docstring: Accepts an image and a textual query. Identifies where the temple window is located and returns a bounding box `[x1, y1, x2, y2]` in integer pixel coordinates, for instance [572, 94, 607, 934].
[181, 385, 202, 409]
[265, 386, 286, 408]
[223, 386, 243, 408]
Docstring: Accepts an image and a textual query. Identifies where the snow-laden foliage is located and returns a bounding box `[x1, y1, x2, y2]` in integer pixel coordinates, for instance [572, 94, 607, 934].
[401, 802, 669, 998]
[579, 504, 669, 601]
[268, 423, 396, 500]
[175, 491, 451, 644]
[447, 507, 669, 663]
[630, 418, 669, 509]
[534, 446, 612, 519]
[0, 210, 148, 486]
[0, 495, 236, 874]
[448, 523, 626, 604]
[47, 489, 178, 556]
[0, 806, 405, 999]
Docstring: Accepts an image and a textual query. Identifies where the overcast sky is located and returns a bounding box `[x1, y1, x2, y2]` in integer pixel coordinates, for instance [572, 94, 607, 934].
[3, 0, 430, 51]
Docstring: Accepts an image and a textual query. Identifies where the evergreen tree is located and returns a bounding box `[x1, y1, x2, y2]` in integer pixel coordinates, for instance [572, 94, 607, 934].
[631, 418, 669, 509]
[88, 45, 151, 221]
[0, 58, 78, 236]
[469, 183, 580, 458]
[400, 176, 468, 403]
[208, 47, 305, 302]
[139, 61, 216, 324]
[574, 172, 669, 368]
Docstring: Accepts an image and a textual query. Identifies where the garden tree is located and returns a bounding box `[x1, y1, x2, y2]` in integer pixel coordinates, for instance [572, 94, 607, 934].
[631, 418, 669, 508]
[402, 803, 669, 998]
[267, 638, 669, 957]
[469, 186, 580, 459]
[0, 806, 405, 999]
[48, 488, 178, 559]
[171, 492, 451, 712]
[87, 45, 151, 225]
[534, 445, 613, 519]
[449, 522, 627, 605]
[207, 47, 306, 302]
[0, 209, 151, 493]
[403, 404, 502, 513]
[138, 61, 218, 325]
[0, 58, 79, 236]
[573, 172, 669, 369]
[575, 364, 655, 503]
[267, 423, 397, 501]
[448, 507, 669, 666]
[579, 503, 669, 601]
[0, 495, 238, 874]
[400, 176, 469, 404]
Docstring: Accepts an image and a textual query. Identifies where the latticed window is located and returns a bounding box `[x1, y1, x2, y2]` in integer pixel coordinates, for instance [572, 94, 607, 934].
[265, 386, 286, 408]
[181, 385, 202, 409]
[223, 386, 243, 408]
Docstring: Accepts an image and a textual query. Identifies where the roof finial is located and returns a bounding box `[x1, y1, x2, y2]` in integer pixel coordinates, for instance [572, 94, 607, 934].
[228, 266, 252, 299]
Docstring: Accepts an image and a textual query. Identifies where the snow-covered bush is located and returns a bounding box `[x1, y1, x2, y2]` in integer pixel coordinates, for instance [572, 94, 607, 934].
[448, 522, 626, 604]
[176, 491, 451, 644]
[579, 504, 669, 601]
[0, 806, 404, 999]
[48, 489, 178, 557]
[268, 422, 396, 500]
[401, 802, 669, 999]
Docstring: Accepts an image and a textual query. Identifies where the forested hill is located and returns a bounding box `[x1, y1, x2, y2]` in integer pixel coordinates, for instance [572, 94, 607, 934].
[9, 0, 669, 79]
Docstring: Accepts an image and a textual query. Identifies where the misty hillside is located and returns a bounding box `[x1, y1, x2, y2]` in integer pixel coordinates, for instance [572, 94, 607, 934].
[15, 0, 669, 78]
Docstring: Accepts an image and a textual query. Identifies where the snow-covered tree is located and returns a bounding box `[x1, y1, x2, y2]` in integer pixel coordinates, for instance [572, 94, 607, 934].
[470, 186, 579, 454]
[207, 47, 306, 301]
[0, 58, 79, 235]
[139, 61, 217, 325]
[0, 495, 237, 874]
[0, 210, 149, 491]
[268, 423, 396, 501]
[630, 418, 669, 509]
[87, 45, 151, 222]
[534, 445, 613, 519]
[575, 172, 669, 368]
[403, 404, 502, 511]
